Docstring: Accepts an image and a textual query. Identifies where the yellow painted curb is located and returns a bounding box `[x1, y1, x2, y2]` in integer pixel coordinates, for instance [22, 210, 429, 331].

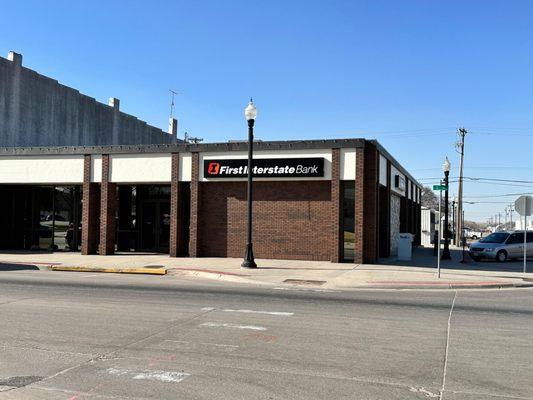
[50, 266, 166, 275]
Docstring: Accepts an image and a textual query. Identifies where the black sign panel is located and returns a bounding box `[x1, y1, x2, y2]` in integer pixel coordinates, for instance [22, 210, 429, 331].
[204, 158, 325, 179]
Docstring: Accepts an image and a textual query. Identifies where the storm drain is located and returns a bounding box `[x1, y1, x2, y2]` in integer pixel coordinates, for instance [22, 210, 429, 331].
[283, 279, 326, 286]
[0, 376, 43, 390]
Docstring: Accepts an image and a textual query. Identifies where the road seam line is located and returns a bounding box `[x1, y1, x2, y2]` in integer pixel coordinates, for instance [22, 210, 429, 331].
[440, 290, 458, 400]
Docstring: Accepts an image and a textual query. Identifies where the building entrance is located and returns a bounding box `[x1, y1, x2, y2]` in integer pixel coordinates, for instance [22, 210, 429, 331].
[116, 185, 172, 254]
[139, 200, 170, 253]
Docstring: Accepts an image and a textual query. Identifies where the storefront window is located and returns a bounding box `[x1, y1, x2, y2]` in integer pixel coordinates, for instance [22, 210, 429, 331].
[37, 187, 54, 249]
[32, 186, 81, 251]
[117, 185, 138, 251]
[54, 186, 82, 251]
[342, 181, 355, 262]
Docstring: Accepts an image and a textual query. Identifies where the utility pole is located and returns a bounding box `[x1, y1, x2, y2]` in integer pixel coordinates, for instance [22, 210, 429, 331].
[504, 208, 508, 230]
[455, 127, 467, 245]
[509, 204, 514, 230]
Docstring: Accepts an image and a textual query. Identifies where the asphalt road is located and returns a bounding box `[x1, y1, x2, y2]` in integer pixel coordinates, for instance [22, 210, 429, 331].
[0, 270, 532, 400]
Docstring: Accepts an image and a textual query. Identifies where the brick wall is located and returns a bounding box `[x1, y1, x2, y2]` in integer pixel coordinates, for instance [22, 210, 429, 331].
[331, 149, 341, 262]
[363, 143, 379, 263]
[169, 152, 182, 257]
[197, 181, 333, 261]
[81, 155, 99, 255]
[99, 154, 116, 255]
[188, 152, 200, 257]
[354, 147, 365, 263]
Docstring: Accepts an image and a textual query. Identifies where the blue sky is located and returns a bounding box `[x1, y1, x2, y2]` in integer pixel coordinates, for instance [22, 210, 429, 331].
[2, 0, 533, 222]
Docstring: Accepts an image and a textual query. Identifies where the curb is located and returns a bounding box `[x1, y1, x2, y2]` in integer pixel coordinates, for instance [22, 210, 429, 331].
[50, 266, 167, 275]
[344, 282, 533, 290]
[169, 268, 268, 285]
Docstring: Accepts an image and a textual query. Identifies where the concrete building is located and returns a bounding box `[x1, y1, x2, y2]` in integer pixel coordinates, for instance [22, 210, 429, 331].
[0, 51, 421, 263]
[0, 51, 177, 147]
[0, 140, 421, 263]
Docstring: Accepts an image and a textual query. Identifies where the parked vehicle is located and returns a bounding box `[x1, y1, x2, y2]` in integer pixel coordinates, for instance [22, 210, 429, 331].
[469, 231, 533, 262]
[463, 227, 483, 240]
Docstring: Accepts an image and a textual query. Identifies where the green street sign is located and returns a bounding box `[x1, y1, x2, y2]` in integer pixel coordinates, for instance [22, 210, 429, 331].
[433, 185, 448, 191]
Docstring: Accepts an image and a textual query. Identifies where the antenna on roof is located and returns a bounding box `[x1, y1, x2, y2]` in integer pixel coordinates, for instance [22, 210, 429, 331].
[169, 89, 182, 119]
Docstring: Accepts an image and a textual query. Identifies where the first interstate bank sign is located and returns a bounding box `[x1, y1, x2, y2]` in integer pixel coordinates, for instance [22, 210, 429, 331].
[204, 158, 325, 179]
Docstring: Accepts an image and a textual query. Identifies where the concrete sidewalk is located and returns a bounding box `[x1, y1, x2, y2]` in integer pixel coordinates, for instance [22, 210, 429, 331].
[0, 249, 531, 290]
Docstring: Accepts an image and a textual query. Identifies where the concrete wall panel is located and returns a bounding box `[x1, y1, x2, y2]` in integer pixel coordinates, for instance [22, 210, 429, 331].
[0, 155, 84, 183]
[340, 149, 356, 180]
[110, 154, 171, 183]
[379, 154, 387, 185]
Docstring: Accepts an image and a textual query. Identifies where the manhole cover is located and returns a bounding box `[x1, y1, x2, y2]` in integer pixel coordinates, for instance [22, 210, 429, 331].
[283, 279, 326, 286]
[0, 376, 43, 388]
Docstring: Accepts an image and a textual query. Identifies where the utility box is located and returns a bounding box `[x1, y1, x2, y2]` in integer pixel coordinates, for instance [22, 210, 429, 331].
[397, 233, 414, 261]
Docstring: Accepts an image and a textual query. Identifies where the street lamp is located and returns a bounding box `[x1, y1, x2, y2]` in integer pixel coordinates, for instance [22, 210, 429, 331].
[241, 99, 258, 269]
[451, 195, 457, 245]
[442, 157, 452, 260]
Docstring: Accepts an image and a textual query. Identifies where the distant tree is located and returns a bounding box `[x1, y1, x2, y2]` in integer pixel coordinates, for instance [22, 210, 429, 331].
[421, 186, 439, 210]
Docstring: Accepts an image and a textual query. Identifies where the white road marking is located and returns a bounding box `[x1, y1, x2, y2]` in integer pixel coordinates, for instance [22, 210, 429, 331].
[164, 339, 239, 348]
[222, 308, 293, 316]
[409, 386, 439, 398]
[106, 367, 190, 383]
[201, 307, 293, 316]
[200, 322, 267, 331]
[80, 273, 107, 278]
[272, 287, 335, 293]
[132, 371, 190, 383]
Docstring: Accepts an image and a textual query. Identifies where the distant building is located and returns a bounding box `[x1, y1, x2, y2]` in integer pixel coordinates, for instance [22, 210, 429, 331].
[420, 206, 439, 247]
[514, 219, 533, 231]
[0, 51, 178, 147]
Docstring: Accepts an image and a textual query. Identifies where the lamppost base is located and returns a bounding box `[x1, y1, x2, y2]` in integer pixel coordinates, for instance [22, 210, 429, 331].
[441, 245, 452, 260]
[241, 243, 257, 269]
[241, 259, 257, 269]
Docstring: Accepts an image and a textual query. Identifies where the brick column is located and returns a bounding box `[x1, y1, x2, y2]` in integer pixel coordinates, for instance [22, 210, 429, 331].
[385, 160, 392, 257]
[188, 152, 200, 257]
[331, 148, 341, 262]
[81, 155, 99, 255]
[169, 152, 182, 257]
[99, 154, 117, 255]
[362, 143, 379, 263]
[354, 147, 365, 264]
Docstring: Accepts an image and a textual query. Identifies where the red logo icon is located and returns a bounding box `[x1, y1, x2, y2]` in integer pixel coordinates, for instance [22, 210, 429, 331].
[207, 162, 221, 175]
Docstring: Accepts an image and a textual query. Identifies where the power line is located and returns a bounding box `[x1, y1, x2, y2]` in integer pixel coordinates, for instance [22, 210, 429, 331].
[464, 192, 533, 198]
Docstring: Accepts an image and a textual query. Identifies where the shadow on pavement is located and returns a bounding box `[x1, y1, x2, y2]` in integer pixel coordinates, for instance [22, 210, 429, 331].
[380, 247, 532, 274]
[0, 262, 40, 271]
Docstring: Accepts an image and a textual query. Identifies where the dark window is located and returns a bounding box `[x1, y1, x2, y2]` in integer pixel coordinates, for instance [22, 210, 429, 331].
[527, 232, 533, 243]
[480, 232, 509, 244]
[341, 181, 355, 262]
[507, 233, 524, 244]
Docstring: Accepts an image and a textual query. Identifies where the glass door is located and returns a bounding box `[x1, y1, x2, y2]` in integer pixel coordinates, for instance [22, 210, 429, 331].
[158, 201, 170, 253]
[140, 200, 170, 253]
